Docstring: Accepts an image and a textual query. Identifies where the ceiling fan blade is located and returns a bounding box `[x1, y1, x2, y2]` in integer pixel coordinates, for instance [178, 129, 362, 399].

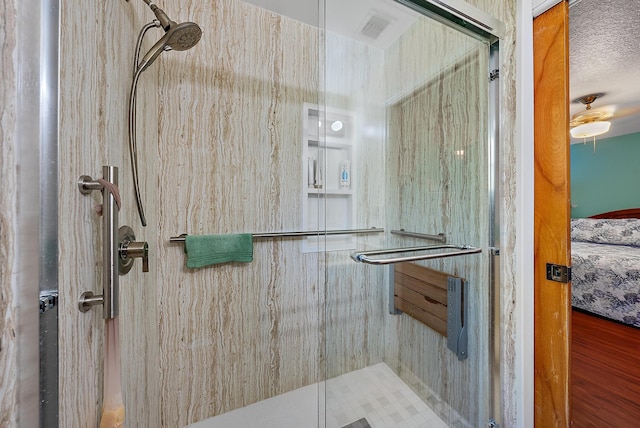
[570, 108, 613, 127]
[568, 92, 640, 128]
[611, 105, 640, 120]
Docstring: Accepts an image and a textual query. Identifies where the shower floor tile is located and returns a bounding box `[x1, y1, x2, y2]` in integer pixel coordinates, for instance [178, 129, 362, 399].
[188, 363, 448, 428]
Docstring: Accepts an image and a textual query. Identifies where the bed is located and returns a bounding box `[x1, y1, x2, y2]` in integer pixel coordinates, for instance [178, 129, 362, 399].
[571, 208, 640, 327]
[570, 208, 640, 427]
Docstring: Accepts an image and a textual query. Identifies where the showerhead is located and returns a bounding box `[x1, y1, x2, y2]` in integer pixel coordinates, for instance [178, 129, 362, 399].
[137, 2, 202, 73]
[163, 21, 202, 51]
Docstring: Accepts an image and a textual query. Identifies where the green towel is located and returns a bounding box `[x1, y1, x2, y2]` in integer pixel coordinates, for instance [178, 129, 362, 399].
[185, 234, 253, 268]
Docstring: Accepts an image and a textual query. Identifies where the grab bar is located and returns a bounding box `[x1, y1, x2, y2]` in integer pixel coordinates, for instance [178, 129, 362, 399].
[77, 166, 120, 318]
[351, 244, 481, 265]
[391, 229, 447, 243]
[169, 227, 384, 243]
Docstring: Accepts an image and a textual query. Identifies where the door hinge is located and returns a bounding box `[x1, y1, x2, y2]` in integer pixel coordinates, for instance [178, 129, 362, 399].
[489, 69, 499, 81]
[546, 263, 571, 283]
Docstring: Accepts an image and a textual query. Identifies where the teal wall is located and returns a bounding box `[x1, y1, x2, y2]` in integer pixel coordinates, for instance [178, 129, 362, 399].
[571, 132, 640, 218]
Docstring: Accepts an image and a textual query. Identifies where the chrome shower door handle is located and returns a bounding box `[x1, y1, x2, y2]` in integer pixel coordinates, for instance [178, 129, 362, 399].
[350, 244, 482, 265]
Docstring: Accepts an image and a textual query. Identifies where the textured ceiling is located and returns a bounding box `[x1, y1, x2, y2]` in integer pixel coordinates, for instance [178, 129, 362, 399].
[569, 0, 640, 140]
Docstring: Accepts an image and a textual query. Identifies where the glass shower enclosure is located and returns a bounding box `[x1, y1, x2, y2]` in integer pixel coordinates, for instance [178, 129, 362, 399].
[192, 0, 502, 426]
[23, 0, 501, 426]
[321, 0, 501, 427]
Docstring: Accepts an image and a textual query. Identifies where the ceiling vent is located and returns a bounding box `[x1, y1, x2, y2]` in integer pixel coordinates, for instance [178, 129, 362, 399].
[359, 13, 391, 40]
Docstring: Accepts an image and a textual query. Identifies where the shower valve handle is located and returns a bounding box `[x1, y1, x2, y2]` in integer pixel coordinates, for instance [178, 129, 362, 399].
[123, 241, 149, 273]
[118, 226, 149, 274]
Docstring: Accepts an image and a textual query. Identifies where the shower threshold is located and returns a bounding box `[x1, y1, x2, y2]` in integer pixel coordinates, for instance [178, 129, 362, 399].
[188, 363, 448, 428]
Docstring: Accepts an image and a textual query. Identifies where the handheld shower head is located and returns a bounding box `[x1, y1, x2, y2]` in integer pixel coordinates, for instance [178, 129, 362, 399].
[136, 1, 202, 73]
[138, 21, 202, 72]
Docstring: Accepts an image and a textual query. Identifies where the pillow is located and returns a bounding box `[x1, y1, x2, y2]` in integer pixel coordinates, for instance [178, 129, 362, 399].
[571, 218, 640, 247]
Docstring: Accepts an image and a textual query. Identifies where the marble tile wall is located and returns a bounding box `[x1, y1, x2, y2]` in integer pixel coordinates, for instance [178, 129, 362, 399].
[0, 0, 18, 425]
[58, 0, 160, 426]
[155, 1, 325, 425]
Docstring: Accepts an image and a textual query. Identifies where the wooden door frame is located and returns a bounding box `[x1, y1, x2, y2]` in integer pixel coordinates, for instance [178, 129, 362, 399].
[533, 1, 572, 427]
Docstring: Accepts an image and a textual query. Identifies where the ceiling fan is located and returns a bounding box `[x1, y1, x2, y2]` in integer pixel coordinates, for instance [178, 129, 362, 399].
[570, 93, 612, 139]
[570, 93, 640, 139]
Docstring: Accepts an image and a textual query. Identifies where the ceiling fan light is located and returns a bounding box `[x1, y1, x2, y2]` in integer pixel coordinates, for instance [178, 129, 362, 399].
[570, 121, 611, 139]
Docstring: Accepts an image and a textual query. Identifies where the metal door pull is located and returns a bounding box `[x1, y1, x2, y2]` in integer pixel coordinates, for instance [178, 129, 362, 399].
[351, 244, 482, 265]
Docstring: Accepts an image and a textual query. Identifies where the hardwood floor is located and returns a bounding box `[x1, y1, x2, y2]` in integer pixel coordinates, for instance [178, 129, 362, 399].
[572, 310, 640, 427]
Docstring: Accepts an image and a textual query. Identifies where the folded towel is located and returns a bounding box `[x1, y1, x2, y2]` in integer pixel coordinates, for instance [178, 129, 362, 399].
[184, 234, 253, 268]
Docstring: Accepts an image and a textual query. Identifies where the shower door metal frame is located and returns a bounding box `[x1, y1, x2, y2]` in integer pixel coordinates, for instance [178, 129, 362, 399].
[392, 1, 504, 426]
[14, 0, 44, 426]
[15, 0, 60, 426]
[39, 0, 60, 426]
[488, 40, 501, 428]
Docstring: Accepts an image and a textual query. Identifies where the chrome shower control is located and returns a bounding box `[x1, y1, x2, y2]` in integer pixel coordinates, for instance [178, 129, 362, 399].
[125, 241, 149, 273]
[118, 225, 149, 274]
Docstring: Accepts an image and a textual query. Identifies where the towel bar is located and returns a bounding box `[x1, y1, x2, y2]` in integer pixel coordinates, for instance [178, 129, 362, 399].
[169, 227, 384, 243]
[351, 244, 481, 265]
[390, 229, 447, 243]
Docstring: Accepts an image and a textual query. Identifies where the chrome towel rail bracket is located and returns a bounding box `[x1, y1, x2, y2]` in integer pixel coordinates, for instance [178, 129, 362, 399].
[391, 229, 447, 243]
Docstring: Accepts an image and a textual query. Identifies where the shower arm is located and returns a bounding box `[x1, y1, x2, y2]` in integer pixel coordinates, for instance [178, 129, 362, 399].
[128, 20, 161, 227]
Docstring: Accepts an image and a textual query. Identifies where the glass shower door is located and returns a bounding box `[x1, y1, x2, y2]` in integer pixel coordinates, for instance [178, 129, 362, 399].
[322, 0, 501, 426]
